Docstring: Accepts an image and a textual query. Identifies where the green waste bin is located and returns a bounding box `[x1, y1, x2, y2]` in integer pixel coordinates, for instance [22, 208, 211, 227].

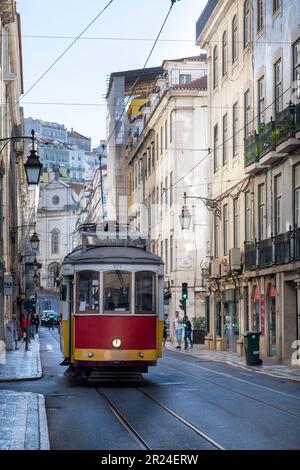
[243, 331, 263, 366]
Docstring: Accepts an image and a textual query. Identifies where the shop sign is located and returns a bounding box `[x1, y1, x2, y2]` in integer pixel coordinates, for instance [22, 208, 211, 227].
[4, 275, 13, 296]
[179, 258, 192, 268]
[260, 294, 265, 336]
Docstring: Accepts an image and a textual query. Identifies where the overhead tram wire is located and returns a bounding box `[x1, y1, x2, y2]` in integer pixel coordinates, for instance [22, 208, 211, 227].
[1, 0, 115, 125]
[99, 0, 180, 161]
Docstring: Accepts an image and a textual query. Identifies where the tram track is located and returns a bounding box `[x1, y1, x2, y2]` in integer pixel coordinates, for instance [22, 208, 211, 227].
[95, 388, 152, 450]
[95, 386, 224, 450]
[160, 361, 300, 419]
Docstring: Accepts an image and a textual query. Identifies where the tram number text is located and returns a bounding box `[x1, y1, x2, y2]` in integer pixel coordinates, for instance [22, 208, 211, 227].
[113, 265, 122, 270]
[145, 454, 198, 465]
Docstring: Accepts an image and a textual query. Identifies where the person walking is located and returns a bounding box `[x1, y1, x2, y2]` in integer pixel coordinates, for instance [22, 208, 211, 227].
[34, 313, 40, 335]
[173, 310, 183, 349]
[183, 316, 193, 350]
[48, 313, 54, 331]
[20, 313, 27, 341]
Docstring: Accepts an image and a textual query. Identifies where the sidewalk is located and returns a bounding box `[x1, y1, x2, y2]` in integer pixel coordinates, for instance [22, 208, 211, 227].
[0, 335, 42, 381]
[0, 390, 49, 450]
[166, 342, 300, 383]
[0, 334, 50, 450]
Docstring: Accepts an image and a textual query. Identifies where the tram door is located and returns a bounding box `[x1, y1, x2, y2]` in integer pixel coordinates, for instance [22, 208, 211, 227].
[69, 279, 74, 360]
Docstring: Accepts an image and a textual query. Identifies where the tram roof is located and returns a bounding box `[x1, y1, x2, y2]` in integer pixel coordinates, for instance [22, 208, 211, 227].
[63, 244, 163, 266]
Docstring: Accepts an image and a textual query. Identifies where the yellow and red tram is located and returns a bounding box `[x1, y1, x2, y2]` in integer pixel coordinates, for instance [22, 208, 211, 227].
[59, 225, 164, 380]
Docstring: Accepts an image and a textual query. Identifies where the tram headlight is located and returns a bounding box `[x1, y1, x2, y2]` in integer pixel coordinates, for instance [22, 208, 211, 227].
[112, 338, 122, 349]
[88, 352, 94, 358]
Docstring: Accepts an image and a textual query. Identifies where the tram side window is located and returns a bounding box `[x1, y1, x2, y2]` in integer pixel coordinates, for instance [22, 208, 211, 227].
[135, 271, 155, 314]
[103, 271, 131, 313]
[77, 271, 99, 312]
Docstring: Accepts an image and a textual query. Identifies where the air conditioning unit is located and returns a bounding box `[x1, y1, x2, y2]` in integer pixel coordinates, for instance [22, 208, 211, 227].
[220, 257, 228, 277]
[209, 259, 220, 279]
[229, 248, 241, 272]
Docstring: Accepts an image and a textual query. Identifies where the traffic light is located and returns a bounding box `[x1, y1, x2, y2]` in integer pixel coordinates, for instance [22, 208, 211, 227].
[182, 282, 188, 300]
[30, 298, 36, 312]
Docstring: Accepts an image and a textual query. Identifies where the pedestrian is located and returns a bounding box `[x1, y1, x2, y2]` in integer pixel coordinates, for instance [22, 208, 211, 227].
[173, 310, 183, 349]
[48, 313, 54, 331]
[35, 313, 40, 335]
[20, 313, 27, 341]
[30, 312, 35, 339]
[183, 316, 193, 350]
[162, 313, 169, 348]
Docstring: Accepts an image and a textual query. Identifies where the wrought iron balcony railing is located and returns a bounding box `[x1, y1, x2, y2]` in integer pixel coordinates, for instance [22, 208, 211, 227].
[244, 102, 300, 167]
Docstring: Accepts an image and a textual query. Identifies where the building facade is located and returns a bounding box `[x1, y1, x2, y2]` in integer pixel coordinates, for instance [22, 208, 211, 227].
[36, 176, 78, 290]
[125, 57, 209, 324]
[196, 0, 300, 364]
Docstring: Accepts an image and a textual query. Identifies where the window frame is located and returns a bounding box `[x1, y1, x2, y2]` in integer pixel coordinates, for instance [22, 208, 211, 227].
[233, 198, 239, 248]
[232, 15, 238, 64]
[244, 0, 250, 48]
[258, 183, 265, 240]
[274, 174, 282, 235]
[213, 45, 218, 89]
[222, 31, 228, 76]
[76, 270, 100, 314]
[135, 271, 156, 314]
[257, 0, 264, 33]
[294, 164, 300, 227]
[223, 204, 228, 256]
[257, 76, 265, 125]
[274, 58, 282, 115]
[222, 113, 228, 165]
[233, 102, 239, 157]
[244, 89, 250, 139]
[51, 229, 60, 254]
[213, 123, 219, 173]
[103, 270, 132, 314]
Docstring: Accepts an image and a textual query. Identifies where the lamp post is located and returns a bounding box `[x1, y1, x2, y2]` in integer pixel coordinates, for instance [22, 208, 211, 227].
[179, 192, 221, 230]
[0, 129, 42, 185]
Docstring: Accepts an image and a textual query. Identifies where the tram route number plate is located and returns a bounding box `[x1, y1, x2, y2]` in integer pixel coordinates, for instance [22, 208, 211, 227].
[113, 265, 122, 270]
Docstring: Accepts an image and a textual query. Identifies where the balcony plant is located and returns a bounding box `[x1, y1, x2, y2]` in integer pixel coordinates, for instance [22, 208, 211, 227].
[191, 316, 206, 344]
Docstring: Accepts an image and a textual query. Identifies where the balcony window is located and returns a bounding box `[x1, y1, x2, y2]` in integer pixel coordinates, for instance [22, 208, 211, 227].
[294, 164, 300, 227]
[244, 0, 250, 47]
[245, 191, 251, 241]
[222, 31, 228, 76]
[258, 183, 265, 240]
[232, 15, 238, 64]
[233, 198, 239, 248]
[293, 38, 300, 100]
[274, 59, 282, 115]
[213, 45, 218, 89]
[213, 123, 219, 172]
[273, 0, 281, 14]
[257, 0, 264, 32]
[222, 113, 228, 165]
[223, 204, 228, 255]
[214, 216, 219, 258]
[233, 102, 239, 157]
[244, 89, 250, 139]
[274, 174, 282, 234]
[257, 76, 265, 125]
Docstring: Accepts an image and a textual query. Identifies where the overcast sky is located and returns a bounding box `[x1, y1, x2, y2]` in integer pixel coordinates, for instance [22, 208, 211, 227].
[17, 0, 206, 147]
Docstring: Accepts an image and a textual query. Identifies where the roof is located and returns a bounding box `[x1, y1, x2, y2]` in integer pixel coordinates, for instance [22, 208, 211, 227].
[106, 66, 163, 99]
[163, 54, 207, 66]
[196, 0, 219, 42]
[68, 182, 86, 195]
[67, 130, 90, 140]
[172, 75, 207, 91]
[63, 245, 163, 266]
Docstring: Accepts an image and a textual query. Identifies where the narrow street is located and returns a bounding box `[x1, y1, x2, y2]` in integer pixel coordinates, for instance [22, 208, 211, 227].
[1, 328, 300, 450]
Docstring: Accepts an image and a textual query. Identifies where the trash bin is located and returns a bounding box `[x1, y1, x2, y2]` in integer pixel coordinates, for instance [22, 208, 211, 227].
[243, 331, 263, 366]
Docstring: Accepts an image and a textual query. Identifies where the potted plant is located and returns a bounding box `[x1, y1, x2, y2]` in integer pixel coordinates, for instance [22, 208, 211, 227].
[191, 317, 206, 344]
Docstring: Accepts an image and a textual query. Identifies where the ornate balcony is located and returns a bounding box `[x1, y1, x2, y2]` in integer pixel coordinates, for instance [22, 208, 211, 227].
[258, 238, 273, 268]
[244, 241, 257, 271]
[274, 231, 292, 264]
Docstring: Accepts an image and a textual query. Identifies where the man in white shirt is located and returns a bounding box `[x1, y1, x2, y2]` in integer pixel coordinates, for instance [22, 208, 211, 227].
[173, 310, 183, 349]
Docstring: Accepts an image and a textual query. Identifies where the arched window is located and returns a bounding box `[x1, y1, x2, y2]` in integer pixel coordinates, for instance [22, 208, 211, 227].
[213, 45, 218, 89]
[51, 229, 60, 254]
[222, 31, 228, 76]
[232, 15, 238, 63]
[244, 0, 250, 47]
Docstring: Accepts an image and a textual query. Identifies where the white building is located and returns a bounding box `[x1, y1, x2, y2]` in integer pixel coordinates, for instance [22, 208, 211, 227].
[36, 176, 79, 290]
[126, 56, 209, 323]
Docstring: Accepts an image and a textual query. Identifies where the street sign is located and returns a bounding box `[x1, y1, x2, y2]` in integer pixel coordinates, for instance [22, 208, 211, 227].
[4, 275, 13, 296]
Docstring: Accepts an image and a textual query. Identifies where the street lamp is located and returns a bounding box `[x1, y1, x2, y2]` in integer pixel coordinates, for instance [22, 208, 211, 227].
[179, 205, 192, 230]
[24, 130, 42, 185]
[30, 231, 40, 251]
[180, 192, 221, 230]
[0, 128, 42, 185]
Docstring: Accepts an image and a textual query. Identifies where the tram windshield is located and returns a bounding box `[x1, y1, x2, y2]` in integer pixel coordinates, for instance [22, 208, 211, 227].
[77, 271, 99, 312]
[103, 271, 131, 313]
[135, 271, 156, 314]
